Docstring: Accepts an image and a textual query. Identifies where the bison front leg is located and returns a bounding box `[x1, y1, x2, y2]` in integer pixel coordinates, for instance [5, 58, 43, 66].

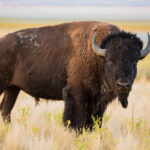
[90, 95, 110, 129]
[83, 99, 106, 130]
[1, 86, 20, 122]
[63, 87, 76, 128]
[63, 86, 88, 132]
[92, 104, 107, 129]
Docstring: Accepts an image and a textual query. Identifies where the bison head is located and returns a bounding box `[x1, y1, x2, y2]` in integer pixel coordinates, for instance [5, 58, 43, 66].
[92, 31, 150, 108]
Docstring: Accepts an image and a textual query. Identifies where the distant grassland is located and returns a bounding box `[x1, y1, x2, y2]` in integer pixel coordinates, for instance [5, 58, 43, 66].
[0, 19, 150, 31]
[112, 21, 150, 32]
[0, 19, 150, 80]
[0, 81, 150, 150]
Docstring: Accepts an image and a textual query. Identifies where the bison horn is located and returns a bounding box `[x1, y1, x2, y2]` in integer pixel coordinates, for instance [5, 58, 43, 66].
[92, 32, 107, 56]
[140, 32, 150, 58]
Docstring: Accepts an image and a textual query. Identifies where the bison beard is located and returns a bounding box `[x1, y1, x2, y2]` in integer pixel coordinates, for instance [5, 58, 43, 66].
[118, 92, 129, 108]
[117, 86, 131, 108]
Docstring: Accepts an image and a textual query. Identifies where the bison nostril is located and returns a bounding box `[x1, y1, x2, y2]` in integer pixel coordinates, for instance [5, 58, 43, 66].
[116, 80, 130, 88]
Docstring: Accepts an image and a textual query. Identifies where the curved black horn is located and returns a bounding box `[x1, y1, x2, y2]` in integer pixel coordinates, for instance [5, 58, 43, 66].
[140, 32, 150, 58]
[92, 32, 107, 56]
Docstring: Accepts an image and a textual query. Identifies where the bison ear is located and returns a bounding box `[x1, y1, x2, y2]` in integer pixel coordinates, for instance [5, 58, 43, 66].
[140, 32, 150, 59]
[92, 32, 107, 57]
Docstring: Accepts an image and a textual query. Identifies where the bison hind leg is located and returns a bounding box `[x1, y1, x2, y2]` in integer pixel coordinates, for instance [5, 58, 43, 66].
[0, 79, 12, 111]
[1, 86, 20, 122]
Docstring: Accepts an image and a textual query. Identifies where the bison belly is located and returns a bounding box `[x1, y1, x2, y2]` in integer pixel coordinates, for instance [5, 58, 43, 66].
[11, 60, 67, 100]
[26, 75, 66, 100]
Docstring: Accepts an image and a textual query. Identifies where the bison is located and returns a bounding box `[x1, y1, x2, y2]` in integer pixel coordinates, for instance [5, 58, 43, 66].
[0, 21, 149, 131]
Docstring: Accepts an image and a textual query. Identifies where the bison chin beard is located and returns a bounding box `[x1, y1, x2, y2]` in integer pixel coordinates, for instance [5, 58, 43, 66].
[118, 92, 129, 108]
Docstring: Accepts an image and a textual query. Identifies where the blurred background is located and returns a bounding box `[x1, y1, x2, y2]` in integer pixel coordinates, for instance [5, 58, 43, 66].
[0, 0, 150, 21]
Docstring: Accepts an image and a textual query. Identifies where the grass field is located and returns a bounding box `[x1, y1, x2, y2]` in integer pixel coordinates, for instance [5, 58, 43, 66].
[0, 82, 150, 150]
[0, 20, 150, 150]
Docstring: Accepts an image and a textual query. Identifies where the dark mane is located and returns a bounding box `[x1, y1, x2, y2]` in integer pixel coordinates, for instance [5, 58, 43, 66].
[101, 31, 143, 49]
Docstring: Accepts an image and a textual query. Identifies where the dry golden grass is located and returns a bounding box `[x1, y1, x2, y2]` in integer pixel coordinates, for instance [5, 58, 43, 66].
[111, 21, 150, 32]
[0, 20, 150, 36]
[0, 81, 149, 150]
[0, 21, 63, 37]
